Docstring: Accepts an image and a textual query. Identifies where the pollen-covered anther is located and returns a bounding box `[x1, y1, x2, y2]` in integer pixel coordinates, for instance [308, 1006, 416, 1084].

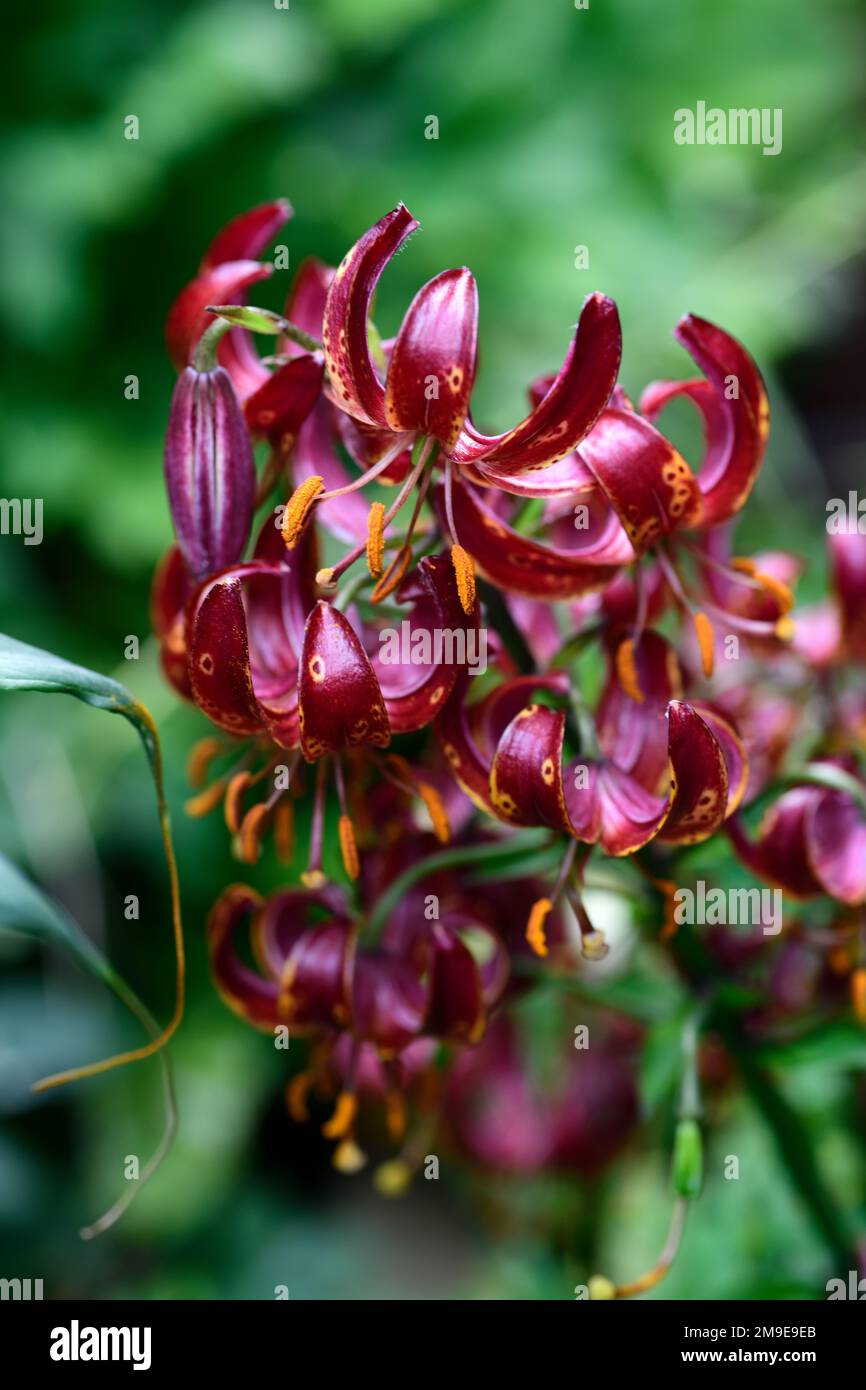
[184, 777, 229, 818]
[285, 1071, 315, 1124]
[238, 802, 270, 864]
[366, 500, 385, 578]
[581, 929, 609, 962]
[693, 611, 715, 678]
[316, 566, 337, 589]
[186, 736, 225, 789]
[775, 615, 796, 642]
[274, 798, 295, 864]
[332, 1138, 367, 1174]
[322, 1090, 359, 1140]
[338, 813, 360, 881]
[852, 966, 866, 1024]
[281, 475, 324, 550]
[300, 867, 326, 889]
[417, 781, 450, 844]
[615, 638, 644, 703]
[385, 1090, 408, 1143]
[373, 1158, 412, 1198]
[526, 897, 553, 958]
[224, 770, 253, 834]
[450, 544, 476, 615]
[754, 570, 795, 614]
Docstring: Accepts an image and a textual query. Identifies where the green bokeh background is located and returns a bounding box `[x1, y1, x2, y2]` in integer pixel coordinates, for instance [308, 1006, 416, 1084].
[1, 0, 864, 1299]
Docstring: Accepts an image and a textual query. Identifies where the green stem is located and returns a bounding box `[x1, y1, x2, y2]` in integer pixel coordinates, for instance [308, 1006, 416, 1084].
[192, 318, 234, 371]
[364, 831, 551, 939]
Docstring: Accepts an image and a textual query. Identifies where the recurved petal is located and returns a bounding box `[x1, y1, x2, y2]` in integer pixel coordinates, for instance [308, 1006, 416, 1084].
[441, 476, 632, 599]
[727, 790, 823, 898]
[384, 268, 478, 448]
[244, 353, 323, 447]
[188, 571, 266, 737]
[424, 923, 498, 1044]
[322, 203, 419, 427]
[352, 954, 428, 1051]
[435, 674, 498, 815]
[806, 789, 866, 905]
[640, 315, 769, 529]
[829, 528, 866, 661]
[207, 885, 278, 1030]
[372, 551, 472, 734]
[579, 405, 702, 553]
[200, 199, 292, 269]
[150, 546, 194, 701]
[489, 703, 573, 832]
[593, 762, 669, 855]
[449, 293, 621, 471]
[165, 260, 273, 371]
[597, 631, 682, 793]
[656, 700, 731, 845]
[474, 449, 596, 498]
[298, 601, 391, 759]
[283, 257, 334, 343]
[688, 701, 750, 818]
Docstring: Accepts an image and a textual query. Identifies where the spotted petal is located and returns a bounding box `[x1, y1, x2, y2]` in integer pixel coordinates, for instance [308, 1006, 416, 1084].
[298, 602, 391, 760]
[384, 268, 478, 449]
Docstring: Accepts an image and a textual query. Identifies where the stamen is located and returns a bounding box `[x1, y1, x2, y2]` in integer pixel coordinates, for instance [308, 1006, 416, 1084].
[322, 1090, 358, 1139]
[332, 1138, 367, 1173]
[852, 966, 866, 1024]
[274, 798, 295, 864]
[373, 1158, 412, 1197]
[693, 610, 715, 678]
[370, 544, 412, 603]
[775, 615, 796, 642]
[301, 759, 329, 888]
[285, 1071, 315, 1123]
[385, 1090, 408, 1143]
[615, 637, 644, 703]
[224, 770, 254, 834]
[318, 435, 410, 501]
[417, 781, 450, 843]
[754, 570, 795, 614]
[186, 736, 226, 789]
[338, 814, 360, 881]
[238, 802, 270, 864]
[450, 544, 476, 615]
[185, 777, 230, 818]
[281, 475, 324, 549]
[366, 501, 385, 578]
[526, 897, 553, 958]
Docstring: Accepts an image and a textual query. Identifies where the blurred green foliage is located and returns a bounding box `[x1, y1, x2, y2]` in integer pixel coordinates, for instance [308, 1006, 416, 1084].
[0, 0, 864, 1299]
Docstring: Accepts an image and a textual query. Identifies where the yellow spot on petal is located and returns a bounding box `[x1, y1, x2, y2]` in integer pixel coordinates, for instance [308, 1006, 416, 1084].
[308, 653, 326, 682]
[526, 897, 552, 958]
[366, 500, 385, 579]
[281, 475, 324, 549]
[693, 610, 715, 678]
[615, 638, 644, 703]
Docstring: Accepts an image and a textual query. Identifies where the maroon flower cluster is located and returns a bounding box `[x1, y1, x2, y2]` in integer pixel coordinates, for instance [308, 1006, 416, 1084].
[154, 200, 866, 1189]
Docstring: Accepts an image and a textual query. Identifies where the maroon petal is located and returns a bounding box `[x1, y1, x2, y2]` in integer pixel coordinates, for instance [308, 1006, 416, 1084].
[150, 546, 194, 700]
[352, 954, 428, 1051]
[244, 353, 323, 448]
[579, 404, 702, 553]
[208, 885, 279, 1030]
[165, 260, 273, 371]
[489, 703, 572, 833]
[474, 448, 596, 498]
[201, 200, 292, 270]
[657, 700, 732, 845]
[435, 675, 499, 815]
[384, 268, 478, 449]
[806, 790, 866, 905]
[188, 571, 266, 737]
[164, 366, 256, 580]
[298, 601, 391, 759]
[593, 763, 668, 855]
[829, 528, 866, 661]
[640, 315, 769, 529]
[597, 631, 682, 794]
[293, 401, 370, 543]
[442, 475, 631, 599]
[727, 790, 823, 898]
[424, 923, 493, 1044]
[372, 552, 472, 733]
[322, 204, 419, 427]
[283, 257, 333, 343]
[449, 293, 621, 472]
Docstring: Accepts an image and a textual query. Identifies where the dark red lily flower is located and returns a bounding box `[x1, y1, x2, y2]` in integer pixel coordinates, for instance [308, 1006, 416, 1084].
[445, 1014, 639, 1176]
[794, 528, 866, 669]
[728, 759, 866, 906]
[207, 876, 509, 1162]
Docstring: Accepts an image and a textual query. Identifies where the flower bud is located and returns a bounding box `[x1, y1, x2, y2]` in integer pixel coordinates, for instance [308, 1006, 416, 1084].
[671, 1117, 703, 1199]
[164, 364, 255, 580]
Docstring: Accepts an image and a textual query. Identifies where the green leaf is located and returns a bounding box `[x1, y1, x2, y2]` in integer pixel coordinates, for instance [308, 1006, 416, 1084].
[0, 852, 177, 1239]
[0, 631, 184, 1091]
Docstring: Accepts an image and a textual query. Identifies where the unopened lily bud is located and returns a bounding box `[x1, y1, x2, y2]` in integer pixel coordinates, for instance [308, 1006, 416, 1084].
[672, 1116, 703, 1199]
[164, 363, 255, 580]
